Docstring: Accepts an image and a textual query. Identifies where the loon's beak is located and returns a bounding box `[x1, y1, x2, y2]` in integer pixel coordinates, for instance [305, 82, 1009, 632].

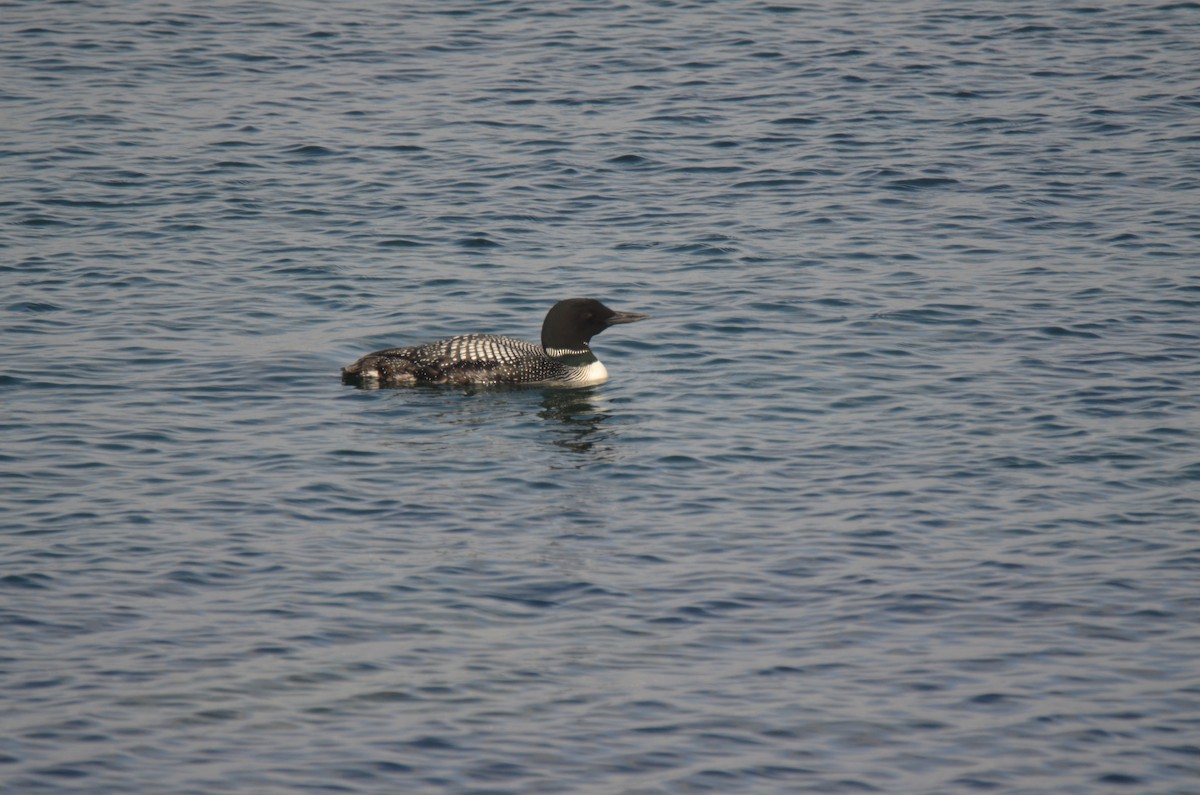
[606, 310, 650, 326]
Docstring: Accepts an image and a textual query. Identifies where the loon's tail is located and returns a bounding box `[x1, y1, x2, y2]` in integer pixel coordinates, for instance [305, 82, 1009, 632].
[341, 350, 425, 386]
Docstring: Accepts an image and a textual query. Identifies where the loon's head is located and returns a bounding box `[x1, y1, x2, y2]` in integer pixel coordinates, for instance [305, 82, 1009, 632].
[541, 298, 650, 356]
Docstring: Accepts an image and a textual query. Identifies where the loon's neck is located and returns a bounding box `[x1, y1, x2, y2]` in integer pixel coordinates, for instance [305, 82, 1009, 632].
[544, 346, 597, 368]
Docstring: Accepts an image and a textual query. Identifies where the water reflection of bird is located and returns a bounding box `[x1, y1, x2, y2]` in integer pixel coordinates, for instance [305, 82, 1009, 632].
[538, 388, 614, 456]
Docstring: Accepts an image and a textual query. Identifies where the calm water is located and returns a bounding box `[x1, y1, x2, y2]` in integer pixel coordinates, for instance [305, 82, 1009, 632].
[3, 1, 1200, 792]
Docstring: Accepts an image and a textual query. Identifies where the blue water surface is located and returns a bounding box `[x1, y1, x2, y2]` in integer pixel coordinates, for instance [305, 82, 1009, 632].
[3, 1, 1199, 793]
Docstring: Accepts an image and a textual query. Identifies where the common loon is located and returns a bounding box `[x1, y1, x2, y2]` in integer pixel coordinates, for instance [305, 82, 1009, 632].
[341, 297, 650, 387]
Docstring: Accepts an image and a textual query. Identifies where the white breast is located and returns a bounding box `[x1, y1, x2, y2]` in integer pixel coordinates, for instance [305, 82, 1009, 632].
[573, 359, 609, 386]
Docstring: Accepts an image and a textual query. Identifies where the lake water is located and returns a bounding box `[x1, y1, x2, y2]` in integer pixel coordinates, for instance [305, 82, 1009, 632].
[3, 1, 1199, 793]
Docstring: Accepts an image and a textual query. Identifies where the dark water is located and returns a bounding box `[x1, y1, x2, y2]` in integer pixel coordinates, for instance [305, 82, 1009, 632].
[3, 1, 1200, 792]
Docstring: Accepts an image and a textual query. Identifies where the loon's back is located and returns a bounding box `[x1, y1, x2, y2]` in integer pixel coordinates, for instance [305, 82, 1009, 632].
[342, 334, 603, 387]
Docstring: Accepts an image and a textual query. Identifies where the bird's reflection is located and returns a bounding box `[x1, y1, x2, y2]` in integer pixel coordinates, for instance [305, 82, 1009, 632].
[458, 384, 615, 458]
[535, 386, 613, 457]
[362, 382, 620, 462]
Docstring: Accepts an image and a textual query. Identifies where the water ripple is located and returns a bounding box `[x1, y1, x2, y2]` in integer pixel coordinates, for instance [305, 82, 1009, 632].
[3, 1, 1199, 793]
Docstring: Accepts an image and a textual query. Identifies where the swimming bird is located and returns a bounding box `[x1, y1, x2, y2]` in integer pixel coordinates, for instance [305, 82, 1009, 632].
[341, 297, 650, 387]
